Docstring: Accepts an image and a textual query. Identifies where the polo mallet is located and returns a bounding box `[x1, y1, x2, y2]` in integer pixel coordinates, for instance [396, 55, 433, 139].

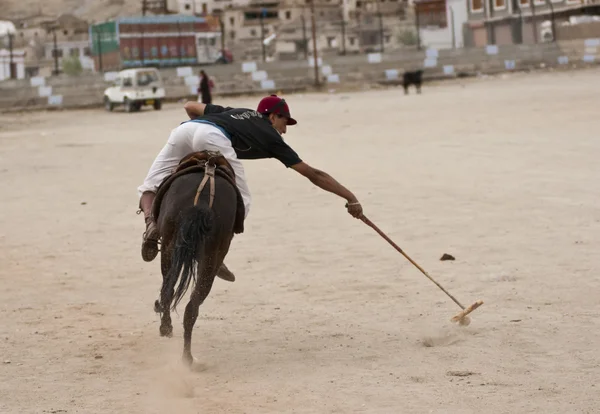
[360, 215, 483, 325]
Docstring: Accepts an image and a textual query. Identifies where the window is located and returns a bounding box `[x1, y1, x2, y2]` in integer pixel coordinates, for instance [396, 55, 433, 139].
[230, 31, 235, 39]
[250, 29, 256, 36]
[285, 11, 291, 19]
[137, 70, 159, 86]
[417, 0, 447, 28]
[83, 47, 91, 56]
[63, 30, 68, 35]
[349, 37, 355, 45]
[230, 17, 234, 25]
[52, 49, 63, 58]
[471, 0, 483, 11]
[202, 3, 207, 13]
[70, 48, 79, 57]
[519, 0, 529, 6]
[185, 3, 190, 9]
[495, 0, 506, 8]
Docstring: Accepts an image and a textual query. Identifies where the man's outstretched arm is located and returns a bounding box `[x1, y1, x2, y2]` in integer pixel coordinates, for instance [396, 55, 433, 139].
[291, 161, 363, 218]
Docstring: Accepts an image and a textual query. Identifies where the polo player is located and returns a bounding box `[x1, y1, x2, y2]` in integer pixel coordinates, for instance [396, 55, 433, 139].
[137, 95, 364, 281]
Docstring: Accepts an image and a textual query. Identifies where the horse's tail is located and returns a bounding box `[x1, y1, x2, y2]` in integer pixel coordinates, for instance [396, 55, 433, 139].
[164, 205, 214, 311]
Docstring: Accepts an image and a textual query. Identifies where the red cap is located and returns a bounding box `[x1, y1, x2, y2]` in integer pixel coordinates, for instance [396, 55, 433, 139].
[257, 95, 297, 126]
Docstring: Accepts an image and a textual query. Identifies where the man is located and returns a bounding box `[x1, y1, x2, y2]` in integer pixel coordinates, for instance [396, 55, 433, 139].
[137, 94, 363, 281]
[197, 70, 213, 104]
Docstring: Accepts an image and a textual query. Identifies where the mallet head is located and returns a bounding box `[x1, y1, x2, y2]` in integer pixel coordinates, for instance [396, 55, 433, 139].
[451, 300, 483, 325]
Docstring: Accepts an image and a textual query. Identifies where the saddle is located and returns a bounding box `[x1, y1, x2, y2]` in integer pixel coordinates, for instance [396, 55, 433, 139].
[152, 150, 245, 234]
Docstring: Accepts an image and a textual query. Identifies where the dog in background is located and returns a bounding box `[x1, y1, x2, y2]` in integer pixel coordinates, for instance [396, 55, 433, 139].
[403, 69, 424, 95]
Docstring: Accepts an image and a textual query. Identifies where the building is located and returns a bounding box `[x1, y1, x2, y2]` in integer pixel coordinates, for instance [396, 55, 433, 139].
[0, 21, 26, 81]
[5, 13, 92, 76]
[414, 0, 468, 49]
[172, 0, 251, 15]
[464, 0, 600, 46]
[89, 14, 222, 71]
[0, 49, 26, 80]
[216, 0, 408, 60]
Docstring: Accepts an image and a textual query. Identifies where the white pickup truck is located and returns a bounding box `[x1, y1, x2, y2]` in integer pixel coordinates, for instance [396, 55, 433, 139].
[103, 68, 166, 113]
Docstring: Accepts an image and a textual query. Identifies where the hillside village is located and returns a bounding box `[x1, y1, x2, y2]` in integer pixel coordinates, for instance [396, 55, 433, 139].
[1, 0, 599, 80]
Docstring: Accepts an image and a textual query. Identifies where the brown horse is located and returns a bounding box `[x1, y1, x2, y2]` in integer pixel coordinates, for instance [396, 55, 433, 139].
[152, 151, 243, 366]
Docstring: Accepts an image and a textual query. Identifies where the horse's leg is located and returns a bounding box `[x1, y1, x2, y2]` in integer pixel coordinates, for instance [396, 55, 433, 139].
[158, 247, 174, 337]
[182, 263, 216, 366]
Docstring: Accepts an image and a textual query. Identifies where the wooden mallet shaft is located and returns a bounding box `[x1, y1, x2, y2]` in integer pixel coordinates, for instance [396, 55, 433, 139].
[360, 215, 483, 322]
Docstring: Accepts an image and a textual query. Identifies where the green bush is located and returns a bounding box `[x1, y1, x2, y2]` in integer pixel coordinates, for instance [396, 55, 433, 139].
[62, 56, 83, 76]
[399, 30, 418, 46]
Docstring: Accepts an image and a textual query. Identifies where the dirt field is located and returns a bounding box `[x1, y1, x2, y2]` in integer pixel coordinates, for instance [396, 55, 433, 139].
[1, 68, 599, 414]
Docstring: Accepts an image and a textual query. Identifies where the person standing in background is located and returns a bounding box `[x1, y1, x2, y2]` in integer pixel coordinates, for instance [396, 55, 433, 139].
[197, 70, 213, 104]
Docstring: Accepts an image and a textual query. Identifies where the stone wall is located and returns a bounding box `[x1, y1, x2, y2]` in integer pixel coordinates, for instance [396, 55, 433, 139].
[0, 39, 598, 112]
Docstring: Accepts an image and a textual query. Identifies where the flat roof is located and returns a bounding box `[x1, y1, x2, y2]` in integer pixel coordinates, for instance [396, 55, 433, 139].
[115, 15, 206, 24]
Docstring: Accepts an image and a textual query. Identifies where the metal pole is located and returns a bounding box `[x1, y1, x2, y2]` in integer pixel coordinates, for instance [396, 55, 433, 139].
[450, 6, 456, 49]
[376, 0, 384, 53]
[415, 4, 421, 51]
[219, 17, 225, 54]
[378, 11, 384, 52]
[488, 0, 495, 44]
[546, 0, 557, 42]
[260, 8, 266, 62]
[310, 0, 320, 87]
[177, 20, 182, 64]
[301, 14, 308, 59]
[8, 33, 14, 79]
[140, 21, 145, 66]
[341, 17, 346, 55]
[96, 26, 103, 72]
[530, 0, 538, 44]
[52, 29, 59, 75]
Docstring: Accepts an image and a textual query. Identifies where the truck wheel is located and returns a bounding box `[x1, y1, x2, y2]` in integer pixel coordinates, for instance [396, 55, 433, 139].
[124, 98, 134, 113]
[104, 96, 114, 112]
[153, 100, 162, 110]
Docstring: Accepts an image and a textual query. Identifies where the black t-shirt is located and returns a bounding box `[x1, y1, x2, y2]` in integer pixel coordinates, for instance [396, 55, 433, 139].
[186, 103, 302, 168]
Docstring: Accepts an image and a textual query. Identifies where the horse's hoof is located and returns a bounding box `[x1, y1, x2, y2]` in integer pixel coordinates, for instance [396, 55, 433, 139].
[159, 324, 173, 337]
[154, 299, 163, 313]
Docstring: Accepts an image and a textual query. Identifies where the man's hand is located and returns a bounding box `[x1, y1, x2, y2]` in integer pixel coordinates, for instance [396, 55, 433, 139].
[345, 201, 364, 219]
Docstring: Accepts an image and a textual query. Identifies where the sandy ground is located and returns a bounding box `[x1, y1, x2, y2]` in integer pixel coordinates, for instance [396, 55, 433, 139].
[1, 68, 600, 414]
